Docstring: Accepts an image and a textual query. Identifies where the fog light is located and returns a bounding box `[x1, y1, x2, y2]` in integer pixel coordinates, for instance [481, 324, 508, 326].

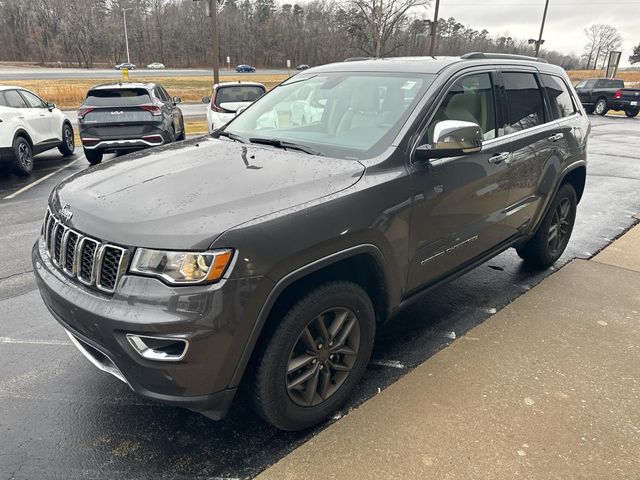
[126, 334, 189, 362]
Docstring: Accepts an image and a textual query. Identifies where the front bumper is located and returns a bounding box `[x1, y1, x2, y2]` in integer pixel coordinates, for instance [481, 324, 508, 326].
[32, 239, 266, 419]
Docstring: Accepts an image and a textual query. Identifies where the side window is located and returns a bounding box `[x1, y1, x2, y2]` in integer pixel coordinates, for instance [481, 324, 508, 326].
[428, 72, 497, 141]
[541, 74, 576, 119]
[502, 72, 545, 133]
[154, 87, 167, 102]
[0, 92, 7, 106]
[161, 87, 172, 102]
[3, 90, 28, 108]
[20, 90, 46, 108]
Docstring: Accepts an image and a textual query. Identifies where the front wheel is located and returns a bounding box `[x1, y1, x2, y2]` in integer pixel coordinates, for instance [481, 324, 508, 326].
[249, 281, 375, 431]
[58, 124, 75, 156]
[84, 148, 103, 165]
[594, 98, 608, 116]
[625, 108, 639, 118]
[516, 183, 577, 268]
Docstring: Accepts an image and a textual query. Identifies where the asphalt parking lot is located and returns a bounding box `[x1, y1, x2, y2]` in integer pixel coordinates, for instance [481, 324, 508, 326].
[1, 114, 639, 480]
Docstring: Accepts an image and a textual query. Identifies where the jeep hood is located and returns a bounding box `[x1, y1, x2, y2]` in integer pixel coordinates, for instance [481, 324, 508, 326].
[52, 137, 364, 250]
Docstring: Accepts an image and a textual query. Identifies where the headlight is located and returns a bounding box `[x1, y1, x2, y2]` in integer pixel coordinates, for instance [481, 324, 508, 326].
[130, 248, 234, 285]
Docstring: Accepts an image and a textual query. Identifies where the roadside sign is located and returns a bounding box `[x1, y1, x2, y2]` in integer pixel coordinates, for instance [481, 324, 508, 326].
[226, 56, 230, 64]
[286, 59, 291, 68]
[606, 51, 622, 79]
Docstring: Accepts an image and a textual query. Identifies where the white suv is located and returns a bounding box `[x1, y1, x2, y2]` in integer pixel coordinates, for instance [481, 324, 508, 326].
[0, 86, 75, 176]
[203, 82, 266, 132]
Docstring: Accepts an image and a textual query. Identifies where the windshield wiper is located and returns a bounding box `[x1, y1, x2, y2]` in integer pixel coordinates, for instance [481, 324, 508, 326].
[249, 137, 322, 156]
[216, 131, 247, 143]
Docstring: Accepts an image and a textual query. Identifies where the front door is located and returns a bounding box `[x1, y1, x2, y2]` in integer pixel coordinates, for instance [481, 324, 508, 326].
[406, 71, 512, 293]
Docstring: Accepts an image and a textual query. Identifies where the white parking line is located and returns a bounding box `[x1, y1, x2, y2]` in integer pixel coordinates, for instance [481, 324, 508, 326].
[3, 159, 80, 200]
[0, 336, 71, 346]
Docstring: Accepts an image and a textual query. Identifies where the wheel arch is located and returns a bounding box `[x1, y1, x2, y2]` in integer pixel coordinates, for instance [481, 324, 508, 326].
[13, 128, 34, 147]
[229, 244, 391, 388]
[560, 163, 586, 203]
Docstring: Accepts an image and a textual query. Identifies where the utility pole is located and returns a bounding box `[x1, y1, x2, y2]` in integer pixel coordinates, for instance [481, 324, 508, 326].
[535, 0, 550, 57]
[209, 0, 220, 84]
[429, 0, 440, 57]
[194, 0, 220, 84]
[123, 8, 132, 64]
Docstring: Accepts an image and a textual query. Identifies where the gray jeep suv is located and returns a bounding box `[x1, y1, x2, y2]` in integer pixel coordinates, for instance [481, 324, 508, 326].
[33, 53, 589, 431]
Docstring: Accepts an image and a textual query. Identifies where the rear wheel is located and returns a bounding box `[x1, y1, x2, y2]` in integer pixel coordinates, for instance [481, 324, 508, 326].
[594, 98, 608, 116]
[84, 148, 103, 165]
[249, 281, 375, 431]
[176, 120, 186, 141]
[12, 136, 33, 176]
[516, 183, 577, 268]
[625, 108, 639, 118]
[58, 123, 75, 156]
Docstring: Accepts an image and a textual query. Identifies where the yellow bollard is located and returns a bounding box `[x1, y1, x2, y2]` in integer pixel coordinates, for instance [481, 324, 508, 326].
[122, 68, 129, 81]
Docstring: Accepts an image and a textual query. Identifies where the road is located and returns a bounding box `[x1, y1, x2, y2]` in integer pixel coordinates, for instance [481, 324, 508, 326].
[0, 67, 289, 81]
[1, 115, 639, 479]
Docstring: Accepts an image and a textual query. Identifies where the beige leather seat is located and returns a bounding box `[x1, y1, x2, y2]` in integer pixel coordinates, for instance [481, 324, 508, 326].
[336, 86, 379, 135]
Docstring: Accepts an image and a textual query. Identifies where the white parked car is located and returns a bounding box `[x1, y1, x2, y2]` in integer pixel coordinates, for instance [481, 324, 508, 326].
[0, 86, 75, 176]
[203, 82, 266, 132]
[147, 62, 165, 69]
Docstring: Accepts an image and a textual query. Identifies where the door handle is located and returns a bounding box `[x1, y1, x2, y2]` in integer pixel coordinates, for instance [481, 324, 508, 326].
[488, 152, 510, 165]
[548, 133, 563, 142]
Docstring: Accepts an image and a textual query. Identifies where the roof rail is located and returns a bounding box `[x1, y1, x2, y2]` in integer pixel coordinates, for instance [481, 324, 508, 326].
[343, 57, 374, 62]
[460, 52, 548, 64]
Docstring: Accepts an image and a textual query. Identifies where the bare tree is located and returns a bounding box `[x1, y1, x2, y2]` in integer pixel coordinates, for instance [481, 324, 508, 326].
[346, 0, 430, 57]
[582, 24, 622, 70]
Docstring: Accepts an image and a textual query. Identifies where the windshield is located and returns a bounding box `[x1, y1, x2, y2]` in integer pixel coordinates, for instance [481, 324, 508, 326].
[224, 72, 435, 159]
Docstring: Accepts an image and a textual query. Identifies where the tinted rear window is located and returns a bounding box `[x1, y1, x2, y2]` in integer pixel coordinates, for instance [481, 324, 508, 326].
[85, 88, 152, 106]
[502, 72, 545, 133]
[541, 74, 576, 119]
[216, 86, 265, 106]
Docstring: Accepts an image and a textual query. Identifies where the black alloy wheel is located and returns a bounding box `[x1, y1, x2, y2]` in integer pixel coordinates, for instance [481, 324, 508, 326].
[286, 307, 360, 407]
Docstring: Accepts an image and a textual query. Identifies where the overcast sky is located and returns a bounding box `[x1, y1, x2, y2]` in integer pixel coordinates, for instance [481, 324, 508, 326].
[425, 0, 639, 66]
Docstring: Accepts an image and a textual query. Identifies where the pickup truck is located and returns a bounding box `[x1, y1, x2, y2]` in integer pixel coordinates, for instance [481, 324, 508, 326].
[574, 78, 640, 117]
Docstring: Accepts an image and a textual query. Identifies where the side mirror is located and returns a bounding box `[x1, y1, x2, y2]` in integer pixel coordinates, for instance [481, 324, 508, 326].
[173, 96, 182, 105]
[415, 120, 482, 161]
[46, 102, 56, 111]
[202, 96, 211, 104]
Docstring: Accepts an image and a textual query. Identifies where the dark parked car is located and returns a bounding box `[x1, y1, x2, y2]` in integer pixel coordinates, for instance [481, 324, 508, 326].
[574, 78, 640, 117]
[296, 64, 310, 70]
[77, 82, 185, 164]
[33, 53, 588, 431]
[115, 62, 136, 70]
[235, 64, 256, 73]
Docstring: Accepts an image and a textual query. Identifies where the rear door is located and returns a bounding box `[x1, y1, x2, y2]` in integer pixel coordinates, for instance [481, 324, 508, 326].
[81, 88, 157, 139]
[18, 89, 59, 142]
[499, 70, 562, 237]
[406, 70, 513, 292]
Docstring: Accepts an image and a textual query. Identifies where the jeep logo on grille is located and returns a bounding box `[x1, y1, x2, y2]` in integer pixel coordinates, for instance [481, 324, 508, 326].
[111, 111, 124, 115]
[59, 204, 73, 222]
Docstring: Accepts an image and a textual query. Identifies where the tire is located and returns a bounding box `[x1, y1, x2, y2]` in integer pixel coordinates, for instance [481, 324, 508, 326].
[176, 120, 186, 141]
[84, 148, 103, 165]
[594, 98, 608, 116]
[12, 136, 34, 176]
[249, 281, 375, 431]
[516, 183, 577, 268]
[58, 123, 75, 156]
[625, 108, 639, 118]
